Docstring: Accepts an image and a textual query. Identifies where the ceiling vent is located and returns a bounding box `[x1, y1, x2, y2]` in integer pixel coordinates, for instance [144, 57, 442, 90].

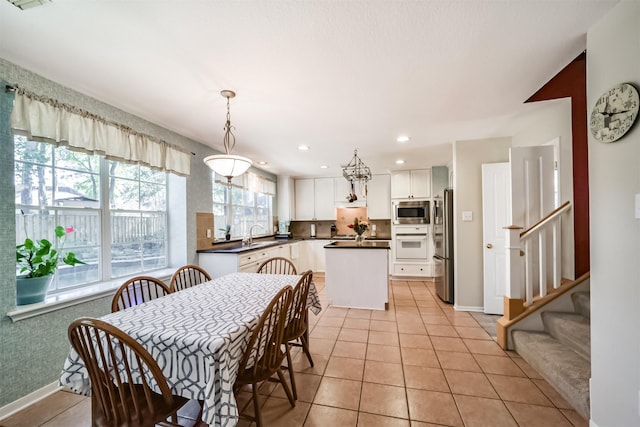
[7, 0, 51, 10]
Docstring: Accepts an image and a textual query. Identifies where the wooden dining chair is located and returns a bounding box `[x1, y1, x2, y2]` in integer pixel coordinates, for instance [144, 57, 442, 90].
[111, 276, 171, 313]
[67, 317, 191, 427]
[234, 286, 295, 426]
[256, 257, 297, 275]
[169, 265, 211, 293]
[282, 270, 314, 400]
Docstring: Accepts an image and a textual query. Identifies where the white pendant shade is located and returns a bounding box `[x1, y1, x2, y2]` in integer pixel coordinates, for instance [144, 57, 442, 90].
[204, 154, 252, 178]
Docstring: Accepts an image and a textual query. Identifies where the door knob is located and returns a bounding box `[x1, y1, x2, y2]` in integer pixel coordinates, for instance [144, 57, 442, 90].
[486, 243, 493, 249]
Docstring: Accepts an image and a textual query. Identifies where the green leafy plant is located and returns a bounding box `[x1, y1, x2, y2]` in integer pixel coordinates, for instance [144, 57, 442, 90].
[347, 217, 369, 236]
[16, 225, 85, 278]
[219, 224, 231, 235]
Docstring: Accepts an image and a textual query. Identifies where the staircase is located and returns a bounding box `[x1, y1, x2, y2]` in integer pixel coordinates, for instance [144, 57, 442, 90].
[512, 291, 591, 420]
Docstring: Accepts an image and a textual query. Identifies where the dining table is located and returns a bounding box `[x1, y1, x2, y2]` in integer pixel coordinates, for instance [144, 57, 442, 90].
[59, 272, 322, 427]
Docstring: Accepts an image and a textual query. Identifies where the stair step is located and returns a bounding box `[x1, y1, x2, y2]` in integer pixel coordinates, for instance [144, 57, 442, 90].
[542, 311, 591, 361]
[572, 291, 590, 319]
[512, 330, 590, 420]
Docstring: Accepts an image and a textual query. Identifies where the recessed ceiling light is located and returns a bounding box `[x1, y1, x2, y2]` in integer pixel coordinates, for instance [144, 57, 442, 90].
[396, 159, 405, 164]
[298, 145, 310, 151]
[397, 135, 410, 143]
[258, 161, 268, 165]
[320, 165, 328, 169]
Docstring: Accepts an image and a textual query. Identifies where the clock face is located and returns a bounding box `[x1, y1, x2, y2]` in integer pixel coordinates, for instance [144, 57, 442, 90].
[590, 83, 639, 143]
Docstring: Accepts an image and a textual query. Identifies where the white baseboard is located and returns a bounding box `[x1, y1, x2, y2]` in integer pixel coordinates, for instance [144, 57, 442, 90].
[0, 382, 61, 421]
[454, 305, 484, 312]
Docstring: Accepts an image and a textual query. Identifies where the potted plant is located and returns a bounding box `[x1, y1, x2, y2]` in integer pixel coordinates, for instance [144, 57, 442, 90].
[16, 225, 85, 305]
[219, 224, 231, 240]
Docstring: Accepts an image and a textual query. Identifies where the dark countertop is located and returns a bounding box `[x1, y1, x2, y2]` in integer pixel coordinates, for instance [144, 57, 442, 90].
[324, 241, 390, 249]
[197, 236, 391, 254]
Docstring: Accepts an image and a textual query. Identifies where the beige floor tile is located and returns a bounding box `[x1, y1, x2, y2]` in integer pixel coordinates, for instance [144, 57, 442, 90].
[357, 412, 410, 427]
[360, 382, 408, 419]
[454, 394, 517, 427]
[343, 317, 372, 330]
[410, 421, 446, 427]
[425, 324, 459, 337]
[454, 326, 492, 340]
[259, 396, 310, 427]
[430, 336, 468, 352]
[443, 369, 499, 398]
[406, 389, 463, 426]
[436, 350, 482, 372]
[447, 318, 481, 327]
[310, 326, 341, 340]
[369, 330, 400, 346]
[418, 307, 445, 316]
[313, 377, 362, 410]
[487, 375, 553, 406]
[395, 313, 423, 323]
[463, 339, 507, 356]
[331, 341, 367, 360]
[560, 409, 589, 427]
[513, 357, 544, 380]
[271, 372, 322, 403]
[363, 360, 405, 386]
[370, 319, 398, 332]
[474, 354, 526, 377]
[305, 337, 335, 356]
[370, 310, 397, 321]
[532, 378, 573, 409]
[404, 365, 449, 392]
[304, 404, 358, 427]
[401, 348, 440, 368]
[324, 356, 365, 381]
[324, 307, 349, 318]
[366, 344, 403, 363]
[396, 322, 427, 335]
[339, 327, 369, 343]
[420, 315, 451, 325]
[316, 316, 345, 328]
[292, 352, 329, 376]
[347, 308, 373, 319]
[504, 401, 573, 427]
[399, 333, 433, 350]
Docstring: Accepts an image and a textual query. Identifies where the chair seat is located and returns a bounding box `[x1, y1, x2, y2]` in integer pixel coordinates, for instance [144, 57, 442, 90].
[236, 351, 287, 385]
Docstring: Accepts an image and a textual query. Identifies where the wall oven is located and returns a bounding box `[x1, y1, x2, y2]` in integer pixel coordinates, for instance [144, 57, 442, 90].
[393, 200, 430, 225]
[394, 225, 428, 260]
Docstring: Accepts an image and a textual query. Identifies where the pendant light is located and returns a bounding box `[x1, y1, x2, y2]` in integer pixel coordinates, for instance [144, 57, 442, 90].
[203, 90, 252, 184]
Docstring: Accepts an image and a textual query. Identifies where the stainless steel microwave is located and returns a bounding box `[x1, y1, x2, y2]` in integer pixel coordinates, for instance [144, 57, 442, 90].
[393, 200, 430, 225]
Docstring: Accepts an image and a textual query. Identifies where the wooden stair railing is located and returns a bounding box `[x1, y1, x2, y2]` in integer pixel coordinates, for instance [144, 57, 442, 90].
[498, 200, 573, 349]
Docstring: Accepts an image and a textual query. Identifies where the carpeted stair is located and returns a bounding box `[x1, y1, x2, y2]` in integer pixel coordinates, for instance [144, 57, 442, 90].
[512, 291, 591, 420]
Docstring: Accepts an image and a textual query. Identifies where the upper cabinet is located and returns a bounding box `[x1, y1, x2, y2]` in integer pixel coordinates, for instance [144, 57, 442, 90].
[294, 178, 335, 220]
[391, 169, 431, 199]
[367, 174, 391, 219]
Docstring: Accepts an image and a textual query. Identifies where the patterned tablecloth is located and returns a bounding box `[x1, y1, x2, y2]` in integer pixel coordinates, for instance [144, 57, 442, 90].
[59, 272, 322, 426]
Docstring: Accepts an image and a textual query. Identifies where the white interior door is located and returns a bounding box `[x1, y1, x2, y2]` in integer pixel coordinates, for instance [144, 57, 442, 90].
[510, 146, 555, 293]
[482, 163, 511, 314]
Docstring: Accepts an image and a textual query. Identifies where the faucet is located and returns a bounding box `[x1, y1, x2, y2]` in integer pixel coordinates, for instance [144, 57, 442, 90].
[249, 224, 264, 246]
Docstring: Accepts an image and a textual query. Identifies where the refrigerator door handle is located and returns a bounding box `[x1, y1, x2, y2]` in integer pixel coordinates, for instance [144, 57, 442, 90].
[433, 254, 445, 261]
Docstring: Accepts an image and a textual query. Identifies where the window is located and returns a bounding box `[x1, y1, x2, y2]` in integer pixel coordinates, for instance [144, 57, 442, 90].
[14, 136, 168, 294]
[212, 174, 273, 239]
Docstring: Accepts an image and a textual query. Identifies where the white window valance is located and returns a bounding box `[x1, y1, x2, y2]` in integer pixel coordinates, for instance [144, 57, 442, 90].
[10, 90, 191, 176]
[214, 171, 275, 195]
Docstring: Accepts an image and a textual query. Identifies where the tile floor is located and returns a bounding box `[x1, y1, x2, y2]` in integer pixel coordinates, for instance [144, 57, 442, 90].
[1, 277, 588, 427]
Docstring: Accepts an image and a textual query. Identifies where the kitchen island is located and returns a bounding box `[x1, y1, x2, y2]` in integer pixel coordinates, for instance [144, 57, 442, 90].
[324, 240, 391, 310]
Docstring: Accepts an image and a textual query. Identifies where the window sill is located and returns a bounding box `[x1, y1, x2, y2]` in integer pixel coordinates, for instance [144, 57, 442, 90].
[6, 267, 177, 323]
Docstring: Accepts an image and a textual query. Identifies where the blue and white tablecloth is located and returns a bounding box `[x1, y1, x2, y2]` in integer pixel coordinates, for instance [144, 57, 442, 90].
[59, 272, 322, 427]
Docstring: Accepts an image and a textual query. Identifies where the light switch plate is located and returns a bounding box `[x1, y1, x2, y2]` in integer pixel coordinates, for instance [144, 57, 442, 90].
[462, 211, 473, 222]
[635, 194, 640, 219]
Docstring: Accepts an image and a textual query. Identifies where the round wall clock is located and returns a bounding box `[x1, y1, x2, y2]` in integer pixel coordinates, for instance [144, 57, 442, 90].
[590, 83, 639, 143]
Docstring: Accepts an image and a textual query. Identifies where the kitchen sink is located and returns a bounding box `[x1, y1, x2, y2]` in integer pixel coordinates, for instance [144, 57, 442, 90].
[212, 240, 280, 253]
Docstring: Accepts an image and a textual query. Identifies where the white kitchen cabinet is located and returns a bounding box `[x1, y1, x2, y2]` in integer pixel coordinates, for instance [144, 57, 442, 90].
[294, 178, 335, 220]
[367, 174, 391, 219]
[199, 242, 293, 276]
[391, 169, 431, 199]
[277, 176, 295, 221]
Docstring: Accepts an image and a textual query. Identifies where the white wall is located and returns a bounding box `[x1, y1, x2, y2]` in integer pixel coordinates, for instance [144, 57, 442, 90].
[587, 1, 640, 425]
[453, 137, 511, 310]
[511, 98, 575, 279]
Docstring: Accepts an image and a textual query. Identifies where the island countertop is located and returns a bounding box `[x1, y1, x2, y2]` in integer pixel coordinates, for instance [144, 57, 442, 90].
[324, 241, 390, 249]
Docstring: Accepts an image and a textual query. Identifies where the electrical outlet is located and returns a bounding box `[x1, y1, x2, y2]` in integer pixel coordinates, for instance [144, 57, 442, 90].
[206, 229, 212, 238]
[462, 211, 473, 222]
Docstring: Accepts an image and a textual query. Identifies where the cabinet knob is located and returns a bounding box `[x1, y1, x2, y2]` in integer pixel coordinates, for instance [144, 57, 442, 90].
[486, 244, 493, 249]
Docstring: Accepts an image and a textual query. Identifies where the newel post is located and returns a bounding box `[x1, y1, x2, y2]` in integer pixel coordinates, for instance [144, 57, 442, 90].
[503, 225, 524, 320]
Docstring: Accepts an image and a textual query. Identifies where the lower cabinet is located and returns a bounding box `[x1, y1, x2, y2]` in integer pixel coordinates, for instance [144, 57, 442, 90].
[199, 243, 292, 277]
[295, 240, 331, 273]
[392, 262, 432, 276]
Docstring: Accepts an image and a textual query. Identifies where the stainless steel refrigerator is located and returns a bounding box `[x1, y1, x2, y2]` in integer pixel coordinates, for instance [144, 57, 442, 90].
[433, 188, 454, 304]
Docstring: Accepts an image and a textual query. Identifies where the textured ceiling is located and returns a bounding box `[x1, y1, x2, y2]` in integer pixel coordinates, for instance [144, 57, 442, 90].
[0, 0, 617, 177]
